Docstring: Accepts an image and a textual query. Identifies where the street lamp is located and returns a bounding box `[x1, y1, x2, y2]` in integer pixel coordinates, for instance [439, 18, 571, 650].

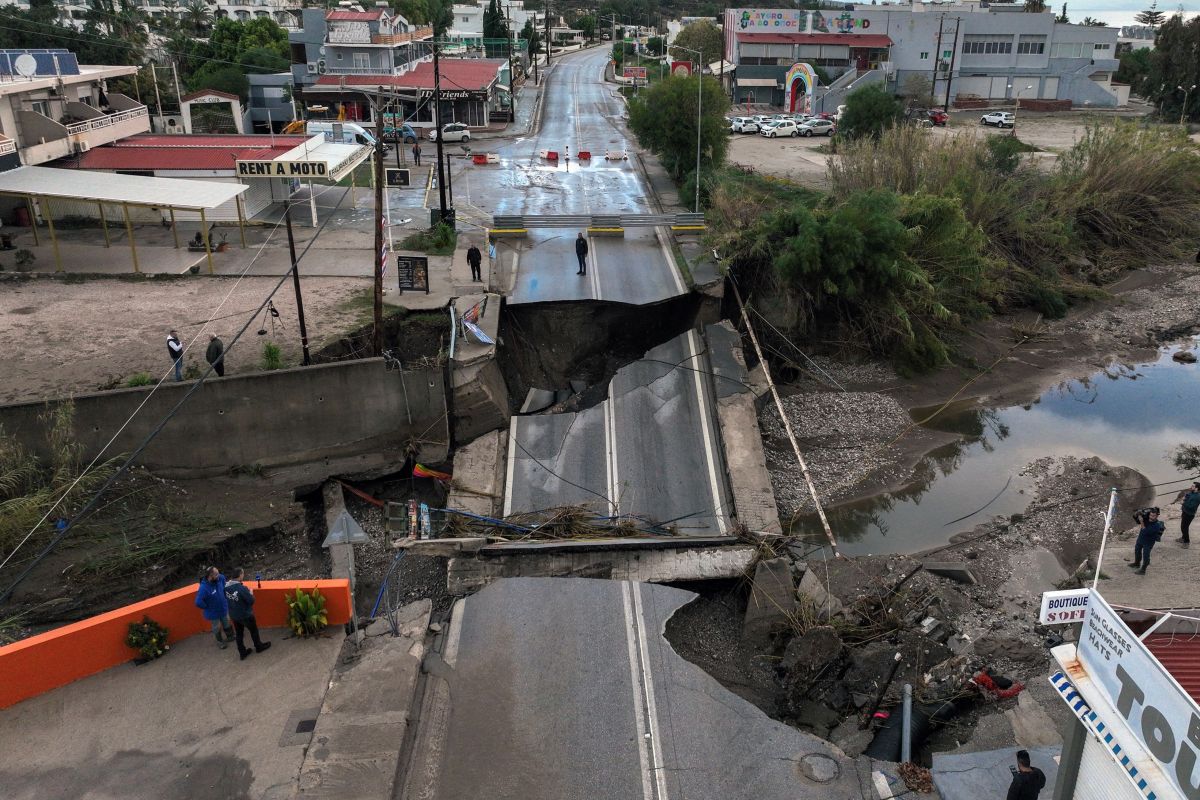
[1008, 83, 1033, 137]
[1179, 84, 1196, 126]
[675, 44, 704, 213]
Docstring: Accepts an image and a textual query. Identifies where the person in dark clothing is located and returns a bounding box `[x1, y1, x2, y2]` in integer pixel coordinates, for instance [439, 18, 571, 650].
[1128, 507, 1165, 574]
[575, 232, 588, 275]
[466, 244, 482, 282]
[205, 334, 225, 377]
[167, 329, 184, 382]
[1006, 750, 1046, 800]
[224, 567, 271, 660]
[1175, 482, 1200, 544]
[194, 566, 235, 649]
[412, 140, 422, 166]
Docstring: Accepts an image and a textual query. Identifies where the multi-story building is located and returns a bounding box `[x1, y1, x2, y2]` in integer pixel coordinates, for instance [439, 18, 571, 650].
[4, 0, 303, 32]
[0, 48, 148, 169]
[446, 1, 545, 40]
[723, 4, 1123, 110]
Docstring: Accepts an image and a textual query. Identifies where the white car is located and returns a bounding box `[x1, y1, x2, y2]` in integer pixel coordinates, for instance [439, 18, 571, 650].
[980, 111, 1015, 128]
[798, 118, 836, 137]
[731, 116, 759, 134]
[751, 114, 773, 128]
[762, 119, 799, 137]
[429, 122, 471, 142]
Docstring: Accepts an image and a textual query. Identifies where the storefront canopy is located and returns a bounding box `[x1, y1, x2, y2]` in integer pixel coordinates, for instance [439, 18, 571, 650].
[0, 165, 246, 210]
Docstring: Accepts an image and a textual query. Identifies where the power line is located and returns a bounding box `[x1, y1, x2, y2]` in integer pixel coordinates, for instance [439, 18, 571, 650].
[0, 186, 353, 603]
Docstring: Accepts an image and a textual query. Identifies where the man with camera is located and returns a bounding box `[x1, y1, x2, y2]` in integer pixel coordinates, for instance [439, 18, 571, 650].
[1128, 507, 1165, 575]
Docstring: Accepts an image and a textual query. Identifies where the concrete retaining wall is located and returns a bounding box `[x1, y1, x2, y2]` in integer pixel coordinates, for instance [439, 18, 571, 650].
[0, 358, 448, 478]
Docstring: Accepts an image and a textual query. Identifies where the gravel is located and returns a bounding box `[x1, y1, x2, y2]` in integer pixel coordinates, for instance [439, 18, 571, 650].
[1071, 262, 1200, 341]
[759, 391, 917, 514]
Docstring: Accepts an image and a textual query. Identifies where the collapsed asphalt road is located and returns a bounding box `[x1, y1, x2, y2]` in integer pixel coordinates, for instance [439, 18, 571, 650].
[400, 577, 863, 800]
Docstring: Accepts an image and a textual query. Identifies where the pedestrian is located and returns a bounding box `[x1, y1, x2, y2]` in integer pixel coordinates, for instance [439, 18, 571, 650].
[167, 329, 184, 382]
[1176, 481, 1200, 545]
[412, 140, 422, 166]
[1006, 750, 1046, 800]
[223, 567, 271, 661]
[466, 243, 482, 282]
[575, 231, 588, 276]
[194, 566, 235, 650]
[205, 334, 225, 377]
[1128, 506, 1165, 575]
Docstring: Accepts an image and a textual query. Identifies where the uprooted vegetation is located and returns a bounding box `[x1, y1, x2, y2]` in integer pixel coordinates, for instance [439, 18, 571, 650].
[709, 123, 1200, 373]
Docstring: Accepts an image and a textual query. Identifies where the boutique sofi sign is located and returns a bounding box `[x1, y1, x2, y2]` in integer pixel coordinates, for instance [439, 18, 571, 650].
[1078, 590, 1200, 798]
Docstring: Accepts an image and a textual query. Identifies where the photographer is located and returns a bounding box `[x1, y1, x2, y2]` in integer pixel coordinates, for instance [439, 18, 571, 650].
[1128, 507, 1165, 575]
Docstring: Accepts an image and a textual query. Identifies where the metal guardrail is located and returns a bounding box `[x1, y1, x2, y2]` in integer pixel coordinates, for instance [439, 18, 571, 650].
[491, 213, 705, 229]
[64, 106, 148, 136]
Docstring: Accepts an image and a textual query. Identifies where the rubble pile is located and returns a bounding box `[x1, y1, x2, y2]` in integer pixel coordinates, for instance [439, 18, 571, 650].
[727, 455, 1153, 762]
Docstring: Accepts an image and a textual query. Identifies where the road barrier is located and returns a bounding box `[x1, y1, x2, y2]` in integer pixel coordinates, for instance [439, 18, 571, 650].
[491, 213, 704, 230]
[471, 153, 500, 165]
[0, 579, 352, 710]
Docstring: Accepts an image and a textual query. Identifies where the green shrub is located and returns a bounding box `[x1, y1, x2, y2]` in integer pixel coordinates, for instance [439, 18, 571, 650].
[984, 135, 1038, 175]
[261, 341, 283, 370]
[125, 615, 170, 661]
[125, 372, 154, 388]
[837, 84, 903, 141]
[400, 223, 457, 256]
[286, 587, 328, 637]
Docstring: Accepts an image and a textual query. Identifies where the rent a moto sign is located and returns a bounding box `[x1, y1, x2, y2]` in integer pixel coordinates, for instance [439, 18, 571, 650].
[1078, 589, 1200, 798]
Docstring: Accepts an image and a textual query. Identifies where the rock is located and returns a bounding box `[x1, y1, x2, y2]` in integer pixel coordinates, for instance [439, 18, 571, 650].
[1173, 350, 1197, 363]
[797, 569, 844, 619]
[781, 625, 843, 676]
[428, 622, 443, 633]
[922, 561, 978, 584]
[742, 557, 796, 647]
[831, 719, 875, 758]
[792, 698, 843, 738]
[946, 634, 973, 655]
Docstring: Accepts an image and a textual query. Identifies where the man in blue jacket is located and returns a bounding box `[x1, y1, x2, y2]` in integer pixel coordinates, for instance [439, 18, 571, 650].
[1128, 507, 1165, 575]
[1175, 482, 1200, 545]
[195, 566, 235, 649]
[224, 567, 271, 661]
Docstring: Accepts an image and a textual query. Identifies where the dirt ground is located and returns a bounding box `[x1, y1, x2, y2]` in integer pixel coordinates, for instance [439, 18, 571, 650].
[0, 274, 372, 405]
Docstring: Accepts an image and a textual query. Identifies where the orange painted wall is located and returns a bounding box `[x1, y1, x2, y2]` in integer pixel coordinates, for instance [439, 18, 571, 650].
[0, 579, 351, 711]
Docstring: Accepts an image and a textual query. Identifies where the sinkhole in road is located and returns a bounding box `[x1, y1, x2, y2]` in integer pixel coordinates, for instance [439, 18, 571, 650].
[497, 292, 714, 413]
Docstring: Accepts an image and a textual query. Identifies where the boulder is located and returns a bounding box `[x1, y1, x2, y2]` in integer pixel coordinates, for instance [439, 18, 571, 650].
[797, 569, 844, 620]
[781, 625, 843, 677]
[742, 557, 796, 647]
[1173, 350, 1197, 364]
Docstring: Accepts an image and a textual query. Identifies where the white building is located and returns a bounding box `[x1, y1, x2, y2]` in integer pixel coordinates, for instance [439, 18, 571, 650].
[1, 0, 303, 32]
[447, 1, 545, 40]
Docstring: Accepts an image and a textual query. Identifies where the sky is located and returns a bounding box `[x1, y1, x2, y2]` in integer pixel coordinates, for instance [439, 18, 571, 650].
[1054, 1, 1198, 27]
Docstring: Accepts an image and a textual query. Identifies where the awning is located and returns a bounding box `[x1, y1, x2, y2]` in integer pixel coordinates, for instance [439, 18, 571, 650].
[707, 60, 736, 74]
[0, 165, 245, 209]
[738, 78, 777, 87]
[275, 137, 372, 183]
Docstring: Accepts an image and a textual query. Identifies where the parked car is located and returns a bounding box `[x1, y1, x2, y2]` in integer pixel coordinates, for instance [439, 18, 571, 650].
[731, 116, 760, 134]
[429, 122, 471, 142]
[927, 109, 949, 126]
[306, 121, 388, 150]
[751, 114, 773, 128]
[381, 122, 418, 143]
[762, 119, 799, 137]
[980, 111, 1015, 128]
[798, 118, 836, 137]
[791, 113, 813, 124]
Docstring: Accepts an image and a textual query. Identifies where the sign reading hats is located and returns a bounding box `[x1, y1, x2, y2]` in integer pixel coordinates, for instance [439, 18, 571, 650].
[236, 160, 329, 179]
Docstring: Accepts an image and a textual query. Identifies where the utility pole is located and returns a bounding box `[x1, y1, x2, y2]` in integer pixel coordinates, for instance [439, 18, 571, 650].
[942, 17, 961, 112]
[433, 43, 450, 223]
[283, 201, 312, 365]
[505, 3, 515, 123]
[372, 91, 386, 357]
[545, 1, 552, 69]
[932, 15, 945, 103]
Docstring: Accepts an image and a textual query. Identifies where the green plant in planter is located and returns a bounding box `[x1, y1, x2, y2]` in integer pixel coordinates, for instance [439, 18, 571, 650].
[286, 587, 328, 637]
[125, 615, 170, 661]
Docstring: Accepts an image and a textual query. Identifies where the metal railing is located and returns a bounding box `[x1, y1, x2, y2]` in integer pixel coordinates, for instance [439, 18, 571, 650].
[64, 106, 148, 136]
[492, 213, 705, 229]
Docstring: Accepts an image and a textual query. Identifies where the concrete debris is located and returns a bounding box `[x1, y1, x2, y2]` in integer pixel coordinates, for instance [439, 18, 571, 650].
[922, 562, 978, 585]
[520, 388, 557, 414]
[743, 557, 797, 647]
[796, 569, 843, 620]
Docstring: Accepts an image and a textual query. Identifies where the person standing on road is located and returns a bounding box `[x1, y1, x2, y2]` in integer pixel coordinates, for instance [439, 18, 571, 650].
[167, 329, 184, 382]
[1006, 750, 1046, 800]
[224, 567, 271, 661]
[466, 243, 482, 282]
[1175, 482, 1200, 545]
[575, 231, 588, 276]
[1128, 507, 1165, 575]
[194, 566, 235, 649]
[412, 140, 422, 166]
[205, 334, 225, 377]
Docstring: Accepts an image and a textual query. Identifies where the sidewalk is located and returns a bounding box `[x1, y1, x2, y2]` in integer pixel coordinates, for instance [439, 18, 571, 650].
[1100, 498, 1200, 610]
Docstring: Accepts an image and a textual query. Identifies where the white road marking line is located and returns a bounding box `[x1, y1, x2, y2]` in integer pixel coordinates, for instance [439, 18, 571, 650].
[502, 416, 519, 517]
[655, 227, 687, 295]
[631, 582, 669, 800]
[604, 397, 620, 516]
[621, 582, 656, 800]
[590, 236, 602, 300]
[686, 329, 727, 535]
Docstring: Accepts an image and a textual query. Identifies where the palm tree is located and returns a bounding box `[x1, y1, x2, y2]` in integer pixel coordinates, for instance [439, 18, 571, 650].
[1079, 16, 1108, 26]
[183, 0, 213, 36]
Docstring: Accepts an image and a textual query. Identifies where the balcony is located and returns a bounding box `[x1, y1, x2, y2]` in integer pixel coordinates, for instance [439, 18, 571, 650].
[371, 26, 434, 44]
[18, 98, 149, 166]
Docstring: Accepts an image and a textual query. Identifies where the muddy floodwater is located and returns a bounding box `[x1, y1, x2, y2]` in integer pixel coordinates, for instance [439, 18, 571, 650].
[794, 341, 1200, 556]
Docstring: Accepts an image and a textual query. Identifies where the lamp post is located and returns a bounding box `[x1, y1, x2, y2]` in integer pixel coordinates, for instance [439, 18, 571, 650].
[1179, 84, 1197, 127]
[675, 44, 704, 213]
[1009, 82, 1032, 137]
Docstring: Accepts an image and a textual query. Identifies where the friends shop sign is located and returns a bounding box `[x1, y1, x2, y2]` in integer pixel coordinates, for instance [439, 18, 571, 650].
[1078, 589, 1200, 799]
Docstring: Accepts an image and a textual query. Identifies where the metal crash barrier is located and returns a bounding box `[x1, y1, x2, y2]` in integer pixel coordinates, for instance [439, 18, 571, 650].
[488, 213, 705, 238]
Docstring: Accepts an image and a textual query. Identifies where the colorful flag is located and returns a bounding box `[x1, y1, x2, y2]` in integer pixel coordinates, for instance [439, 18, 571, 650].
[413, 464, 452, 482]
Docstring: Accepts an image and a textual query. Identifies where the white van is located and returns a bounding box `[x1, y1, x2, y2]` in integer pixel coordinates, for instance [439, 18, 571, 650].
[305, 121, 388, 150]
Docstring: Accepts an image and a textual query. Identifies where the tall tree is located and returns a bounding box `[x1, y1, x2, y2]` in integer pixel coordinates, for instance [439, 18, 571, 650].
[1080, 16, 1108, 26]
[838, 84, 903, 140]
[1135, 1, 1165, 28]
[627, 73, 730, 181]
[521, 18, 541, 56]
[575, 14, 596, 41]
[1023, 0, 1048, 12]
[483, 0, 509, 39]
[181, 0, 213, 36]
[1055, 3, 1069, 23]
[1142, 14, 1200, 121]
[669, 20, 722, 67]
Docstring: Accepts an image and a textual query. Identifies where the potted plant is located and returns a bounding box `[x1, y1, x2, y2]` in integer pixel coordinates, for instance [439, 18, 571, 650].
[125, 615, 170, 663]
[286, 587, 328, 637]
